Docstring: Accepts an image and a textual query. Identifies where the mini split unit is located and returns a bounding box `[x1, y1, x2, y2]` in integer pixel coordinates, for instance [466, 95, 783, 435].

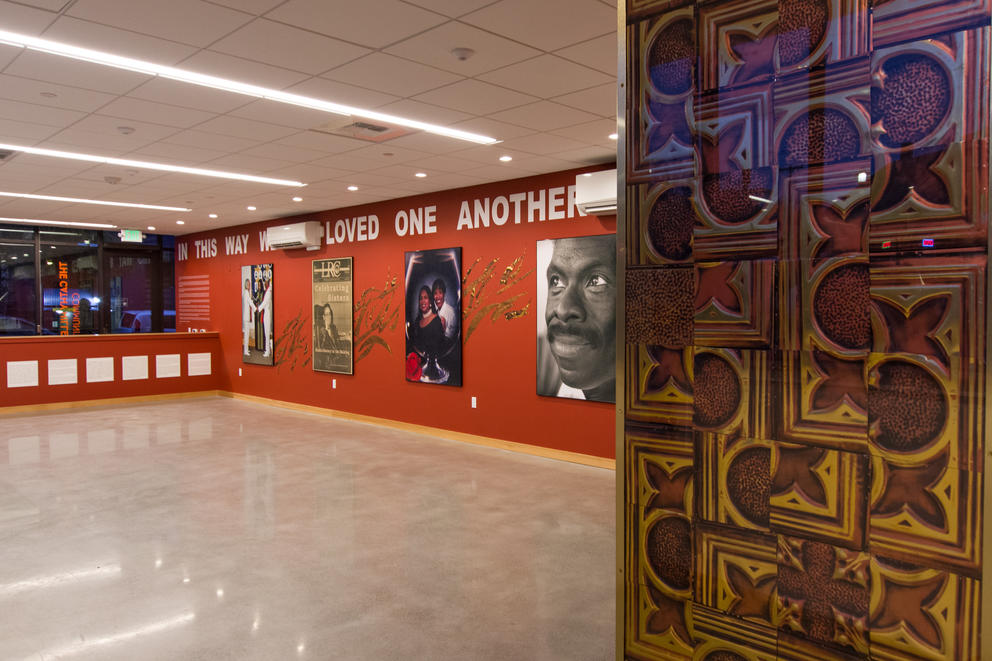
[574, 169, 617, 215]
[266, 221, 322, 250]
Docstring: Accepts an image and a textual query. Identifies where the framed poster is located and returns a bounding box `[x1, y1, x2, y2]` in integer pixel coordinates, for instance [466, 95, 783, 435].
[536, 234, 616, 403]
[241, 263, 274, 366]
[312, 257, 353, 375]
[404, 247, 462, 386]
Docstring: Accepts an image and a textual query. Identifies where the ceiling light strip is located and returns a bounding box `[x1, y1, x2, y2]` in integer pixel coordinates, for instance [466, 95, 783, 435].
[0, 29, 499, 145]
[0, 191, 190, 212]
[0, 143, 305, 187]
[0, 216, 117, 229]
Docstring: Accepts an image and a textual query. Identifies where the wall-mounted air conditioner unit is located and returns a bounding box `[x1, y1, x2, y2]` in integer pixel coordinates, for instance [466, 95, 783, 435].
[575, 169, 617, 215]
[266, 221, 322, 250]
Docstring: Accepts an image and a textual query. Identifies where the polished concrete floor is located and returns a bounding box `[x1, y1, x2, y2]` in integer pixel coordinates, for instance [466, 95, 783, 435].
[0, 397, 615, 660]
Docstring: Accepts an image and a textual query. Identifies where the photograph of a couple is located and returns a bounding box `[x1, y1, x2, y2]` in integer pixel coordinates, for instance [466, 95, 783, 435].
[404, 247, 461, 386]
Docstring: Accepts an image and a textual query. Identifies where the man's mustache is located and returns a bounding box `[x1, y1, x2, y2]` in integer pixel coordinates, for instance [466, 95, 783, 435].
[548, 321, 600, 346]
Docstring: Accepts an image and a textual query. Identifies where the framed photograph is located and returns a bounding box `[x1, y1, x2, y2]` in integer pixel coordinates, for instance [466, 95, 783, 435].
[536, 235, 616, 403]
[404, 247, 462, 386]
[312, 257, 353, 374]
[241, 263, 274, 366]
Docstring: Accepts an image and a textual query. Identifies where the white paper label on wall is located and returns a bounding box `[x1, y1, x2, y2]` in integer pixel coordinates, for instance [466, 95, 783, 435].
[47, 359, 77, 385]
[7, 361, 38, 388]
[187, 352, 211, 377]
[156, 354, 181, 378]
[86, 357, 114, 383]
[122, 355, 149, 381]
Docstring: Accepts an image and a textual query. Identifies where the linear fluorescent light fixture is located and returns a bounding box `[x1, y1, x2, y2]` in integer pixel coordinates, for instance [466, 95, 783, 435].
[0, 191, 190, 212]
[0, 143, 304, 187]
[0, 216, 118, 229]
[0, 29, 499, 146]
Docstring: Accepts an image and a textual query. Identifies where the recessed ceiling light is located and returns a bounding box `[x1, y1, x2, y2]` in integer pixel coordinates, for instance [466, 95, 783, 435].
[499, 155, 512, 162]
[0, 191, 190, 212]
[117, 126, 135, 135]
[147, 226, 156, 231]
[0, 29, 499, 146]
[347, 186, 358, 191]
[0, 217, 117, 229]
[246, 206, 256, 211]
[292, 197, 302, 202]
[415, 172, 427, 178]
[608, 133, 618, 140]
[176, 220, 185, 225]
[208, 213, 218, 219]
[0, 142, 306, 187]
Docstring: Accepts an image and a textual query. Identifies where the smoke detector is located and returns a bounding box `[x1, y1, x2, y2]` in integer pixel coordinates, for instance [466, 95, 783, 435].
[451, 47, 475, 61]
[104, 176, 121, 184]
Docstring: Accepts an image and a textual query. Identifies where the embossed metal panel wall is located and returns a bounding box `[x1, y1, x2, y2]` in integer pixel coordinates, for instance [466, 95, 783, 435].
[621, 0, 990, 658]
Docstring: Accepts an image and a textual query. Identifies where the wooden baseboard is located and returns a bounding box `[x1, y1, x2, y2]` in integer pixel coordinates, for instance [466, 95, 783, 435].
[223, 391, 616, 470]
[0, 390, 224, 417]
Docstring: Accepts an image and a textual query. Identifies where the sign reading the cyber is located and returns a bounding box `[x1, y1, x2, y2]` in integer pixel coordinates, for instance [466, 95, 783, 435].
[312, 258, 353, 375]
[536, 235, 616, 404]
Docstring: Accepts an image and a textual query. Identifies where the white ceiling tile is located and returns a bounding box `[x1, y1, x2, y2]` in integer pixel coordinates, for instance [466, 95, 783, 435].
[130, 142, 229, 164]
[284, 78, 400, 110]
[376, 132, 471, 155]
[0, 74, 116, 112]
[276, 131, 367, 154]
[412, 79, 535, 115]
[2, 153, 91, 176]
[441, 144, 529, 166]
[401, 0, 497, 17]
[259, 163, 354, 181]
[308, 153, 394, 172]
[551, 145, 616, 164]
[177, 50, 311, 90]
[97, 97, 217, 129]
[209, 19, 370, 76]
[42, 17, 198, 64]
[384, 21, 540, 76]
[342, 144, 432, 165]
[66, 0, 252, 48]
[267, 0, 447, 49]
[240, 140, 327, 164]
[228, 99, 338, 131]
[0, 0, 58, 34]
[462, 0, 615, 50]
[4, 50, 152, 95]
[128, 78, 253, 114]
[479, 54, 613, 99]
[408, 153, 495, 173]
[162, 129, 260, 153]
[551, 118, 618, 143]
[495, 133, 588, 156]
[0, 98, 85, 128]
[0, 117, 60, 141]
[555, 34, 618, 76]
[449, 116, 537, 141]
[202, 153, 296, 174]
[498, 154, 578, 174]
[374, 98, 473, 125]
[192, 115, 298, 142]
[0, 43, 22, 70]
[322, 53, 461, 98]
[49, 115, 179, 150]
[551, 83, 617, 117]
[488, 100, 600, 131]
[205, 0, 284, 13]
[11, 0, 69, 11]
[455, 163, 535, 182]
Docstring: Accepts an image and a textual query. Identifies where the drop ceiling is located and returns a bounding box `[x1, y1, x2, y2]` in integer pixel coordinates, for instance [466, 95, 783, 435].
[0, 0, 619, 235]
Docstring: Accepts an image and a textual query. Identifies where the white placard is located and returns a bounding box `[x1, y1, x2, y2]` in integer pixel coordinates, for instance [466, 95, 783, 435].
[47, 359, 77, 385]
[86, 357, 114, 383]
[156, 354, 181, 378]
[6, 361, 38, 388]
[122, 355, 149, 381]
[187, 352, 211, 376]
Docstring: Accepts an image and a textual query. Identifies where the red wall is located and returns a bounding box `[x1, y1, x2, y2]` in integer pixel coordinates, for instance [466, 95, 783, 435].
[0, 333, 225, 407]
[175, 168, 617, 459]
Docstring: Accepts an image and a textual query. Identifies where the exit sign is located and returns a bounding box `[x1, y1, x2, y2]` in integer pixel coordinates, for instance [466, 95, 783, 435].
[119, 229, 144, 243]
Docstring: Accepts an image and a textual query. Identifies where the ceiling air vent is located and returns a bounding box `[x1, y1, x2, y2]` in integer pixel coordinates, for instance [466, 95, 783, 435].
[310, 117, 415, 143]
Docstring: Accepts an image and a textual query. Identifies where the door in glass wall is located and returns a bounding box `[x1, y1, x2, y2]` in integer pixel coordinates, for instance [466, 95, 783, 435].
[40, 244, 101, 335]
[105, 250, 161, 333]
[0, 242, 38, 335]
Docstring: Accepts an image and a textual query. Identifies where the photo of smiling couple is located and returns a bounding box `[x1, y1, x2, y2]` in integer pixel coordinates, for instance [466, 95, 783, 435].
[536, 234, 616, 404]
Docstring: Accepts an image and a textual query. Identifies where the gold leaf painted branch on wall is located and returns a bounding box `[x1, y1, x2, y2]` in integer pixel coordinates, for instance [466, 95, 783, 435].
[354, 270, 399, 363]
[462, 253, 532, 343]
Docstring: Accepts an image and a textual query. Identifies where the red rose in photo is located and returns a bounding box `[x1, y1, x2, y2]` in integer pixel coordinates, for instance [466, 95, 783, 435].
[406, 352, 422, 381]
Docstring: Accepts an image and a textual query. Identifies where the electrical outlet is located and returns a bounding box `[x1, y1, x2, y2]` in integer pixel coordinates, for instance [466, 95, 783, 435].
[471, 396, 477, 408]
[332, 379, 337, 389]
[238, 368, 242, 377]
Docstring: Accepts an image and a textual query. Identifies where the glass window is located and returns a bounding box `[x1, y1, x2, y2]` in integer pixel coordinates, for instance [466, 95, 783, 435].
[0, 225, 35, 241]
[39, 228, 99, 246]
[163, 249, 175, 332]
[0, 242, 37, 335]
[40, 244, 100, 335]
